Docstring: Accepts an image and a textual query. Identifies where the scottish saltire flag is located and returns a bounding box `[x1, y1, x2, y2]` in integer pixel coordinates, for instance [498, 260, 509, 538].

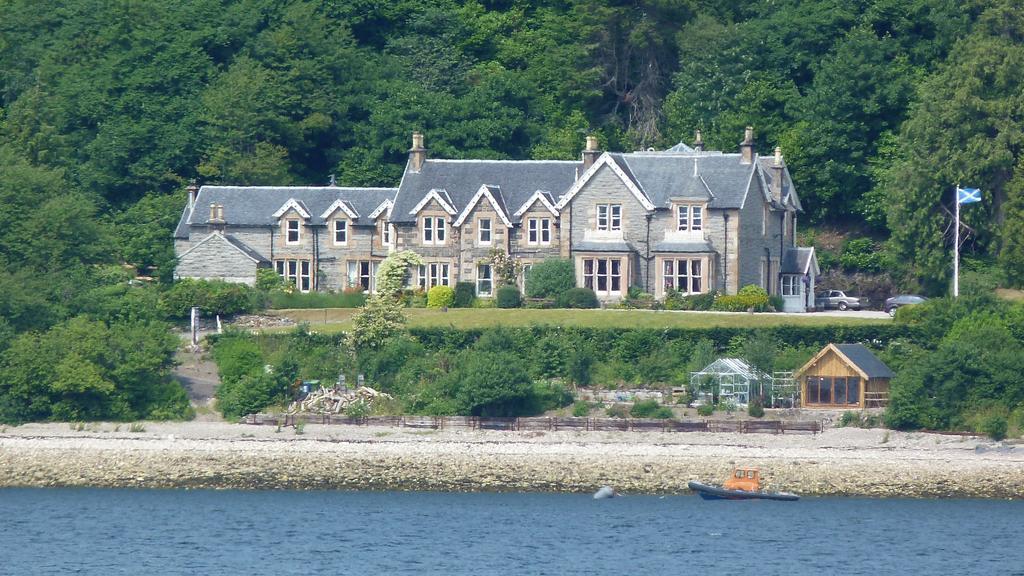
[957, 187, 982, 205]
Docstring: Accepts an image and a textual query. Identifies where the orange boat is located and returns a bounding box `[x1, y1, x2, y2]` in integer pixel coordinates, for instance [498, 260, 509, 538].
[688, 467, 799, 501]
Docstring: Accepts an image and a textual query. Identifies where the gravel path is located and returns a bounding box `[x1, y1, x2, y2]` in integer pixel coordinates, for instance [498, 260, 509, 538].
[1, 422, 1020, 498]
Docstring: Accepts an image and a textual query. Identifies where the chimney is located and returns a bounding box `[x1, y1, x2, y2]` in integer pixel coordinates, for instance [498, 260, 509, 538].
[187, 179, 199, 207]
[771, 146, 784, 204]
[739, 126, 755, 164]
[693, 129, 704, 152]
[409, 131, 427, 173]
[209, 203, 225, 232]
[582, 135, 601, 170]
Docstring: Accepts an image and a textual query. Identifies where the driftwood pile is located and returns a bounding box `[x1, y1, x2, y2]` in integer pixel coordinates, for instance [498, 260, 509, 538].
[288, 386, 393, 415]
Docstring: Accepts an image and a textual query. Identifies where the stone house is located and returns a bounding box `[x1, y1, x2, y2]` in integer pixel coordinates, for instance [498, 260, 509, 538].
[174, 129, 818, 310]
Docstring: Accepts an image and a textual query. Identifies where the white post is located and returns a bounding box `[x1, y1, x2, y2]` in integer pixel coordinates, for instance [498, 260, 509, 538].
[190, 306, 199, 347]
[953, 185, 960, 298]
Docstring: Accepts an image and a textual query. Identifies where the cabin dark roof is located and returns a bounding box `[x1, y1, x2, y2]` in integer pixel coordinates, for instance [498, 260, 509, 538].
[835, 344, 894, 379]
[393, 159, 578, 224]
[174, 186, 396, 239]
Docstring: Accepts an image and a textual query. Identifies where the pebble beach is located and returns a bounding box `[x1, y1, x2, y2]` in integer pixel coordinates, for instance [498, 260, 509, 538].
[1, 422, 1022, 498]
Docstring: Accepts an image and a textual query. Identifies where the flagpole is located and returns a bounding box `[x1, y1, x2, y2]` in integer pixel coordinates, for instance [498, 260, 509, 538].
[953, 185, 960, 298]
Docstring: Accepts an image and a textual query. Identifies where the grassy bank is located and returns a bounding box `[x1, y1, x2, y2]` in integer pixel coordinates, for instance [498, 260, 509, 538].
[265, 308, 889, 332]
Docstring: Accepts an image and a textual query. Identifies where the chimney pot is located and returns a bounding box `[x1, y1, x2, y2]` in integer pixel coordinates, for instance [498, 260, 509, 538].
[694, 129, 704, 151]
[586, 135, 599, 152]
[774, 146, 783, 166]
[209, 203, 217, 221]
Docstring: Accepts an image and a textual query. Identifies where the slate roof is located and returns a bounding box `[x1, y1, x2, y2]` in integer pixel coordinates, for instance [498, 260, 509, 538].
[651, 240, 715, 253]
[224, 235, 270, 263]
[392, 160, 578, 224]
[174, 186, 397, 238]
[605, 151, 798, 211]
[834, 344, 895, 379]
[781, 247, 817, 274]
[574, 241, 635, 253]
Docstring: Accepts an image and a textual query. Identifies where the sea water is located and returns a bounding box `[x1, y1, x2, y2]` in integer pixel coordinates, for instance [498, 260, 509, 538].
[1, 488, 1021, 575]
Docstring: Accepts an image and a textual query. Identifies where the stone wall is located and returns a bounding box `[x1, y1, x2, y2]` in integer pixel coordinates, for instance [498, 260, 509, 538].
[175, 234, 260, 285]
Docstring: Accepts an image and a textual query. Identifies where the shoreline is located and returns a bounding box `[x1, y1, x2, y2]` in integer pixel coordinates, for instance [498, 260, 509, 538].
[1, 422, 1022, 498]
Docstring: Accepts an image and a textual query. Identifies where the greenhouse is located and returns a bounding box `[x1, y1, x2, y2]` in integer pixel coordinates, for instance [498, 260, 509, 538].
[689, 358, 798, 407]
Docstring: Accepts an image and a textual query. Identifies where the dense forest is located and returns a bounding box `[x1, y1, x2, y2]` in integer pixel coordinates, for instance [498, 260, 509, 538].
[1, 0, 1023, 427]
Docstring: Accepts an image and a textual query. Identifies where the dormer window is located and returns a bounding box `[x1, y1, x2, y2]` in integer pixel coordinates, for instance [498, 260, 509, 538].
[286, 219, 300, 244]
[528, 218, 551, 245]
[422, 216, 446, 245]
[333, 219, 348, 245]
[478, 218, 492, 245]
[677, 205, 703, 232]
[597, 204, 621, 231]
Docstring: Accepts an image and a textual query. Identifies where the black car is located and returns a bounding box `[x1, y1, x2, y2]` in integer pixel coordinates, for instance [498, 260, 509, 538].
[884, 295, 927, 317]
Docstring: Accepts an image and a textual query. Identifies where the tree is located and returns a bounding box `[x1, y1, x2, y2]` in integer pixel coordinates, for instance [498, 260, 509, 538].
[880, 1, 1024, 292]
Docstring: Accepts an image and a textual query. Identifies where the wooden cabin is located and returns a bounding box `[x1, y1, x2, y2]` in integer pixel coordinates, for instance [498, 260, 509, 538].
[795, 343, 894, 409]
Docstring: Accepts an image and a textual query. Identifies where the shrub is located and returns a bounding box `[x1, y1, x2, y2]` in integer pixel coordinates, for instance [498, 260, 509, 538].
[572, 401, 591, 417]
[697, 404, 714, 416]
[496, 285, 522, 308]
[443, 351, 533, 416]
[427, 285, 455, 308]
[524, 380, 574, 414]
[747, 399, 765, 418]
[159, 278, 259, 318]
[979, 415, 1008, 441]
[605, 403, 629, 418]
[768, 295, 784, 312]
[453, 282, 476, 308]
[712, 285, 770, 312]
[557, 287, 598, 309]
[256, 268, 287, 292]
[630, 399, 673, 419]
[525, 259, 575, 298]
[839, 411, 858, 427]
[217, 371, 289, 420]
[267, 291, 365, 309]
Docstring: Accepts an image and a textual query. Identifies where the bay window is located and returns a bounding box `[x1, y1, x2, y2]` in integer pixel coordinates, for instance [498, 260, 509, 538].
[583, 257, 622, 295]
[663, 258, 703, 294]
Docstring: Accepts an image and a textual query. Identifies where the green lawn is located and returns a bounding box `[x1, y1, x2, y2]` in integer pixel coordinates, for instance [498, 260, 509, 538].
[264, 307, 888, 333]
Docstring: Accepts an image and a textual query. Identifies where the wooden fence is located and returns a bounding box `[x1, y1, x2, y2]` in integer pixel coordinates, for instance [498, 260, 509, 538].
[243, 414, 822, 434]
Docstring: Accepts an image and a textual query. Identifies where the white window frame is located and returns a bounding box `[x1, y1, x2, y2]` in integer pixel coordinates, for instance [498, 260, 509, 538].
[527, 218, 538, 245]
[582, 257, 622, 295]
[663, 258, 703, 295]
[286, 219, 300, 244]
[477, 264, 493, 296]
[478, 218, 492, 246]
[299, 261, 311, 292]
[782, 275, 798, 296]
[540, 218, 551, 244]
[381, 221, 391, 246]
[596, 204, 622, 231]
[418, 263, 450, 290]
[676, 205, 703, 232]
[422, 216, 446, 245]
[347, 260, 377, 292]
[333, 219, 348, 245]
[275, 259, 311, 292]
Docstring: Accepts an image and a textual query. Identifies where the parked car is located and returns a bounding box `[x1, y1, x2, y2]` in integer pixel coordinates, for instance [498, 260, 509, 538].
[884, 294, 927, 317]
[814, 290, 863, 311]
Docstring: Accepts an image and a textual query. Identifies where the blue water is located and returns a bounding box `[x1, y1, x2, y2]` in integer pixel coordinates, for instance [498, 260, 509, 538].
[1, 489, 1022, 575]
